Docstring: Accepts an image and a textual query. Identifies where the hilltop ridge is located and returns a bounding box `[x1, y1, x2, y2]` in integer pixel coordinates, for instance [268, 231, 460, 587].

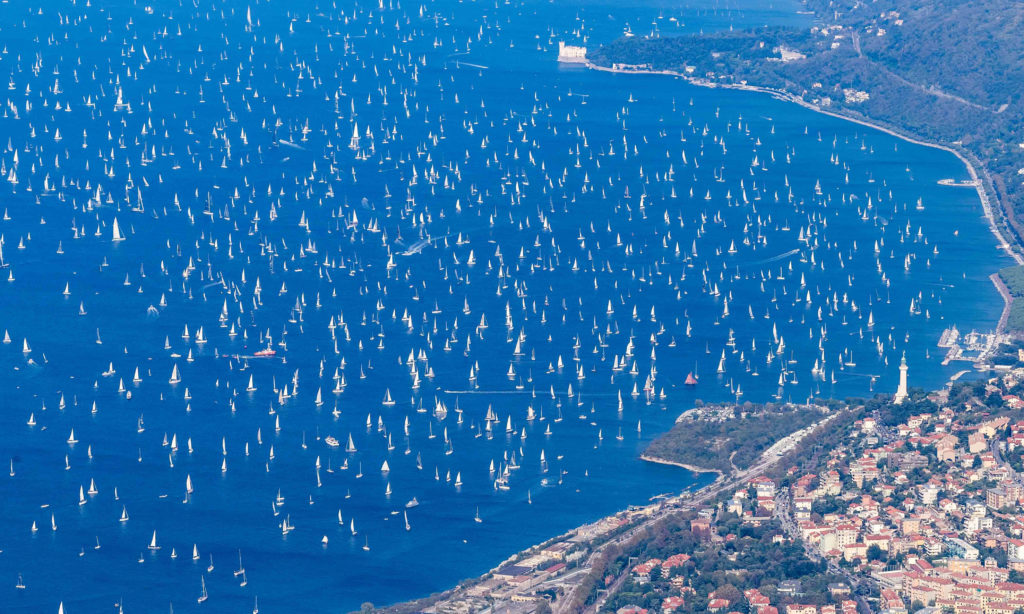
[588, 0, 1024, 253]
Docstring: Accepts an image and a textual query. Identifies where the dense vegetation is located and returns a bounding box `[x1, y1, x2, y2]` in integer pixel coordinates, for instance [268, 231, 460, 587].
[600, 513, 840, 614]
[589, 0, 1024, 251]
[999, 265, 1024, 333]
[644, 404, 824, 473]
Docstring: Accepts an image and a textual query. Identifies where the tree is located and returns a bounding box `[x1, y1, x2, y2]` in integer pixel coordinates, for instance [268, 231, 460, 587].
[715, 583, 743, 603]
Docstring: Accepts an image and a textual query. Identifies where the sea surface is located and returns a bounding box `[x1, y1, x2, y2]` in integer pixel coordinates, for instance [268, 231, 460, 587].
[0, 0, 1011, 611]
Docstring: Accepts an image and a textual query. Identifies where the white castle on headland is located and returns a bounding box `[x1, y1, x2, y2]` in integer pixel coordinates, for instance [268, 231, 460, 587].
[893, 353, 909, 405]
[557, 42, 588, 63]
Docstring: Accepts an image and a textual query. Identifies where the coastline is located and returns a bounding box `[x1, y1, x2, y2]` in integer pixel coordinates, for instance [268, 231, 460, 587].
[991, 272, 1015, 335]
[397, 410, 843, 614]
[639, 453, 722, 476]
[384, 450, 715, 614]
[583, 61, 1023, 328]
[387, 60, 1020, 614]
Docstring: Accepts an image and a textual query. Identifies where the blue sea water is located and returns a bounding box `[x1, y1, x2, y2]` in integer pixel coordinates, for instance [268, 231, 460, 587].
[0, 0, 1011, 612]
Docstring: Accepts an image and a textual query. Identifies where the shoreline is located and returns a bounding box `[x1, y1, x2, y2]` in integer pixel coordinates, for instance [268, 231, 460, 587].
[389, 61, 1019, 614]
[639, 453, 722, 475]
[991, 272, 1015, 335]
[397, 411, 842, 614]
[385, 451, 714, 614]
[584, 61, 1023, 329]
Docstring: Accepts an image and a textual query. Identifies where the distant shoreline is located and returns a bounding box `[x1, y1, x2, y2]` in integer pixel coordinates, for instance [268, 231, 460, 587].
[639, 453, 722, 475]
[584, 60, 1023, 333]
[990, 272, 1015, 336]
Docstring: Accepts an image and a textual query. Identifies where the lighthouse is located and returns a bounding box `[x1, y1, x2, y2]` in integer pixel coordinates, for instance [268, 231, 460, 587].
[893, 353, 909, 405]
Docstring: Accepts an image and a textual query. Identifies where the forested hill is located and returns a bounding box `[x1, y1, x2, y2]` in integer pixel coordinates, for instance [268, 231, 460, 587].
[588, 0, 1024, 247]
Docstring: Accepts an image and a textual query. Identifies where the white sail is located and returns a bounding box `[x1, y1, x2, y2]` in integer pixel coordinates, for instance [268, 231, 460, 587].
[112, 217, 125, 242]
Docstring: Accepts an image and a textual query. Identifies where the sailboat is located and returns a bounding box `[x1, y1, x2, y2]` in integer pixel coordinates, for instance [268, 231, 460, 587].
[112, 217, 126, 242]
[197, 576, 208, 603]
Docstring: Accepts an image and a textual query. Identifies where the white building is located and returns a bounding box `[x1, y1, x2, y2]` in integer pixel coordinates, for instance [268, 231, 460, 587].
[557, 42, 587, 63]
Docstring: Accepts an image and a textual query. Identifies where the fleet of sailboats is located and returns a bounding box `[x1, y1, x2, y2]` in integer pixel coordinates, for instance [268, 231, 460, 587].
[0, 0, 964, 608]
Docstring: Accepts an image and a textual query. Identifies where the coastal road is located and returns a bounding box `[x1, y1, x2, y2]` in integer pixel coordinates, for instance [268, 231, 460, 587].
[557, 412, 841, 614]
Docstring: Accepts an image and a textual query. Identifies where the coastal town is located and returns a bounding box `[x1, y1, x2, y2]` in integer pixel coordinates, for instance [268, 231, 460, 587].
[393, 356, 1024, 614]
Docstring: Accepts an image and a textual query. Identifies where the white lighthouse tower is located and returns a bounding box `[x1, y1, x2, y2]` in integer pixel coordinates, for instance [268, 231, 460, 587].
[893, 353, 909, 405]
